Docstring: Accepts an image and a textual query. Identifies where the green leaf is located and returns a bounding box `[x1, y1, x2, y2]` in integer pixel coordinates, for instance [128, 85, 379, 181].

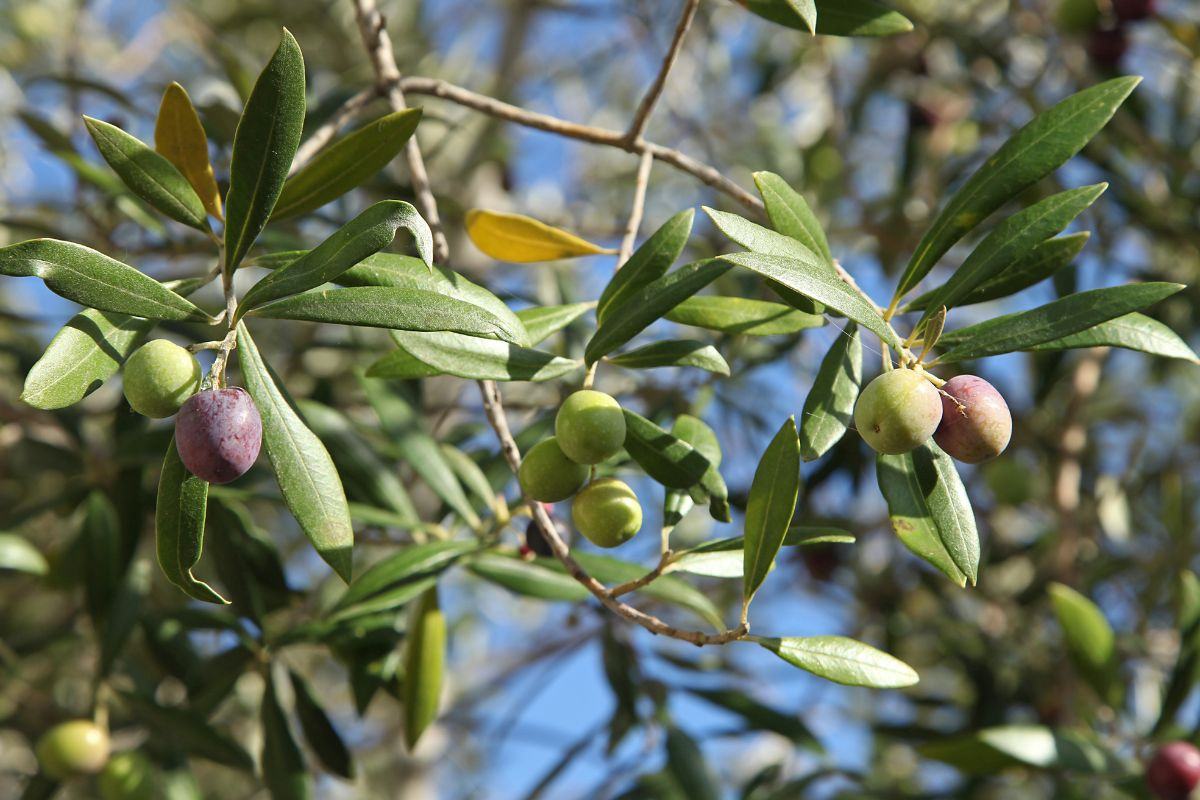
[239, 201, 431, 313]
[21, 310, 153, 409]
[752, 171, 832, 263]
[704, 206, 824, 264]
[799, 325, 862, 461]
[329, 540, 475, 621]
[665, 727, 720, 800]
[896, 77, 1140, 299]
[754, 635, 919, 688]
[249, 286, 518, 340]
[587, 258, 731, 364]
[1048, 583, 1118, 702]
[663, 415, 722, 527]
[0, 239, 208, 321]
[920, 726, 1118, 775]
[685, 686, 822, 749]
[368, 331, 581, 382]
[743, 417, 801, 604]
[517, 302, 595, 345]
[573, 552, 725, 631]
[467, 552, 590, 601]
[97, 561, 149, 678]
[403, 586, 445, 750]
[224, 29, 306, 271]
[741, 0, 914, 36]
[439, 445, 497, 511]
[622, 409, 730, 523]
[207, 498, 290, 623]
[398, 431, 480, 527]
[274, 109, 422, 220]
[155, 437, 228, 604]
[608, 340, 730, 375]
[237, 324, 354, 582]
[875, 447, 973, 586]
[667, 528, 854, 578]
[261, 672, 310, 800]
[1027, 313, 1200, 364]
[81, 491, 122, 623]
[935, 282, 1185, 363]
[665, 296, 823, 336]
[121, 692, 255, 770]
[905, 232, 1090, 311]
[913, 185, 1106, 333]
[0, 533, 47, 575]
[597, 209, 694, 323]
[719, 252, 902, 348]
[288, 670, 354, 779]
[83, 116, 208, 229]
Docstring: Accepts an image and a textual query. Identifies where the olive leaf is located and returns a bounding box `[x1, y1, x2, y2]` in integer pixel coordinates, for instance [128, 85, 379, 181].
[740, 0, 913, 37]
[753, 635, 919, 688]
[742, 417, 801, 605]
[752, 171, 833, 263]
[274, 108, 422, 220]
[237, 324, 354, 582]
[261, 671, 310, 800]
[0, 533, 48, 575]
[288, 670, 354, 779]
[922, 306, 947, 353]
[120, 692, 254, 770]
[403, 586, 446, 750]
[155, 82, 223, 218]
[895, 76, 1140, 299]
[622, 409, 730, 523]
[608, 340, 730, 375]
[328, 541, 475, 622]
[799, 324, 862, 461]
[1027, 313, 1200, 363]
[467, 552, 590, 602]
[368, 331, 581, 382]
[155, 437, 228, 604]
[83, 116, 209, 230]
[665, 726, 720, 800]
[1049, 583, 1119, 703]
[517, 302, 595, 345]
[666, 296, 823, 336]
[664, 415, 722, 528]
[598, 208, 694, 322]
[466, 209, 614, 262]
[224, 29, 306, 272]
[0, 239, 209, 321]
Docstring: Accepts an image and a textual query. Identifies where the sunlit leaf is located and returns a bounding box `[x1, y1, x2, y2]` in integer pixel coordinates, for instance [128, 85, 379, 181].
[743, 417, 801, 604]
[466, 209, 614, 262]
[754, 635, 919, 688]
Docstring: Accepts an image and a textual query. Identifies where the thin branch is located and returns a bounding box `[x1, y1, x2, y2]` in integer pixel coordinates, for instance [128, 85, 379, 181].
[289, 86, 381, 174]
[625, 0, 701, 144]
[608, 549, 672, 598]
[617, 148, 655, 264]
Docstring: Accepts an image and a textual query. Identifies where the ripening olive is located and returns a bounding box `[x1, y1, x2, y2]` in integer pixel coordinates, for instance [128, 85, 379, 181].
[933, 375, 1012, 463]
[572, 478, 642, 548]
[853, 369, 942, 455]
[122, 340, 201, 418]
[518, 438, 588, 502]
[555, 390, 626, 465]
[1146, 741, 1200, 800]
[35, 720, 110, 781]
[174, 387, 263, 484]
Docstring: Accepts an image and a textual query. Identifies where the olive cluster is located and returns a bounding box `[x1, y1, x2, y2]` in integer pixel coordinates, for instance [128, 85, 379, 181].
[121, 339, 261, 484]
[518, 390, 643, 549]
[854, 368, 1012, 463]
[34, 721, 154, 798]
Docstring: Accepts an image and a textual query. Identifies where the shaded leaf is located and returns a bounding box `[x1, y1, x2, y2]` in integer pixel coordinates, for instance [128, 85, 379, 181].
[155, 437, 227, 604]
[403, 587, 446, 750]
[598, 209, 694, 322]
[686, 686, 821, 749]
[875, 450, 968, 587]
[467, 552, 590, 601]
[261, 672, 310, 800]
[330, 541, 475, 621]
[368, 331, 581, 382]
[743, 418, 801, 603]
[609, 340, 730, 375]
[155, 82, 223, 218]
[1049, 583, 1118, 702]
[799, 324, 862, 461]
[288, 670, 354, 779]
[622, 409, 730, 522]
[666, 296, 823, 336]
[665, 727, 720, 800]
[121, 692, 254, 770]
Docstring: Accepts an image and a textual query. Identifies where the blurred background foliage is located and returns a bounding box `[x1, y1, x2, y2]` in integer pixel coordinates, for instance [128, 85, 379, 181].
[1, 0, 1200, 798]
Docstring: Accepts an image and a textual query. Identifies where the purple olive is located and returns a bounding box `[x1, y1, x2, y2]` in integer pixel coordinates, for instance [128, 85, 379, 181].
[1087, 26, 1128, 68]
[933, 375, 1012, 464]
[175, 388, 262, 484]
[1113, 0, 1155, 21]
[1146, 742, 1200, 800]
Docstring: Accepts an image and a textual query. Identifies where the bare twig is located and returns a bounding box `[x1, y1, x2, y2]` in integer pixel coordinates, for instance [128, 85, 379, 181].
[289, 86, 381, 174]
[1052, 348, 1107, 583]
[625, 0, 701, 144]
[608, 549, 673, 598]
[617, 149, 655, 264]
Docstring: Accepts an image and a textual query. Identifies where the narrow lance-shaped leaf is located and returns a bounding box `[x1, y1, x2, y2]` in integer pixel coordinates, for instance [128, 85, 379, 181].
[155, 437, 228, 604]
[752, 171, 832, 262]
[403, 586, 446, 750]
[1027, 313, 1200, 364]
[399, 431, 481, 527]
[274, 109, 422, 220]
[224, 29, 306, 272]
[121, 692, 254, 770]
[622, 409, 730, 523]
[0, 533, 48, 575]
[466, 209, 614, 262]
[895, 76, 1140, 299]
[249, 286, 518, 342]
[81, 491, 122, 623]
[754, 635, 919, 688]
[467, 552, 590, 602]
[743, 417, 801, 605]
[666, 296, 823, 336]
[935, 282, 1185, 363]
[239, 200, 432, 313]
[739, 0, 913, 37]
[587, 258, 732, 364]
[665, 727, 720, 800]
[288, 670, 354, 780]
[237, 324, 354, 582]
[719, 251, 903, 348]
[83, 116, 209, 229]
[915, 442, 979, 585]
[0, 239, 209, 321]
[913, 184, 1106, 333]
[155, 82, 223, 218]
[1048, 583, 1118, 702]
[598, 208, 694, 322]
[261, 671, 310, 800]
[800, 324, 862, 461]
[329, 540, 475, 620]
[876, 452, 966, 586]
[368, 330, 581, 383]
[608, 340, 730, 375]
[517, 302, 595, 345]
[664, 415, 722, 528]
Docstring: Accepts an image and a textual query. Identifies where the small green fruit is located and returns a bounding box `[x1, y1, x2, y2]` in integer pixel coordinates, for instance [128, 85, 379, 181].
[35, 719, 110, 780]
[99, 751, 156, 800]
[572, 478, 642, 548]
[555, 390, 626, 464]
[123, 339, 201, 418]
[853, 369, 942, 455]
[518, 437, 588, 502]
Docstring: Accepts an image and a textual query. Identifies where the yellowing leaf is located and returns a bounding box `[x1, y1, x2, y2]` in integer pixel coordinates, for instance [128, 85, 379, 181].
[154, 82, 223, 219]
[465, 209, 614, 262]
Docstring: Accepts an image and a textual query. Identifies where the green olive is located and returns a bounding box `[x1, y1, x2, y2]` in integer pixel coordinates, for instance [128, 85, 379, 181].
[555, 390, 626, 465]
[572, 478, 642, 548]
[35, 719, 110, 781]
[99, 751, 156, 800]
[518, 437, 589, 502]
[853, 369, 942, 455]
[122, 339, 201, 418]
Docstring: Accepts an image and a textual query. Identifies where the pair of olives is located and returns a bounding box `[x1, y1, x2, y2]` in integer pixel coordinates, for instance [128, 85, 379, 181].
[35, 720, 153, 798]
[121, 340, 262, 484]
[518, 390, 642, 548]
[854, 368, 1012, 463]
